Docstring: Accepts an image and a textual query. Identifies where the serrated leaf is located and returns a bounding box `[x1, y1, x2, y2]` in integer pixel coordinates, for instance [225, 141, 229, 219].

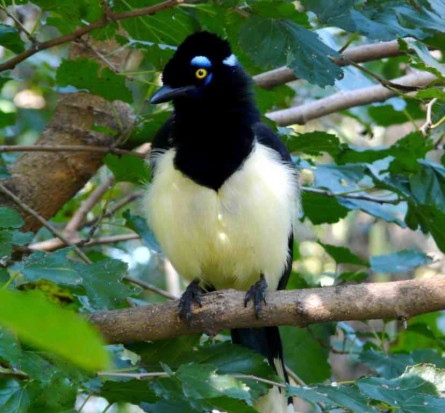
[116, 0, 198, 45]
[104, 154, 150, 185]
[357, 374, 445, 412]
[176, 363, 251, 401]
[416, 88, 445, 100]
[287, 383, 374, 412]
[284, 131, 341, 156]
[360, 349, 413, 379]
[13, 250, 132, 310]
[370, 250, 432, 274]
[56, 58, 132, 103]
[240, 17, 343, 87]
[0, 289, 109, 371]
[404, 364, 445, 392]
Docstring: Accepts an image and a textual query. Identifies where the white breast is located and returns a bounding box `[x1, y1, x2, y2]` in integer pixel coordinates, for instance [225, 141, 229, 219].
[143, 142, 300, 291]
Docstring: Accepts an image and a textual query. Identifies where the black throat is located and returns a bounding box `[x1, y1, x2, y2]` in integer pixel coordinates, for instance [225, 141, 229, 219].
[171, 80, 260, 191]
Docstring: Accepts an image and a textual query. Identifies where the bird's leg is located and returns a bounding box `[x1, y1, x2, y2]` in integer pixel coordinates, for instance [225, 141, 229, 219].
[244, 274, 268, 319]
[178, 278, 203, 321]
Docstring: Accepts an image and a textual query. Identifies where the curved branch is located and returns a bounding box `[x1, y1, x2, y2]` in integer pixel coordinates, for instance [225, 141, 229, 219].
[89, 276, 445, 344]
[266, 71, 437, 126]
[0, 0, 197, 72]
[253, 40, 406, 89]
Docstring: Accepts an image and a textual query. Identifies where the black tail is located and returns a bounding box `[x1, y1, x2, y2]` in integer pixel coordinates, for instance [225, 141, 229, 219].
[231, 326, 289, 383]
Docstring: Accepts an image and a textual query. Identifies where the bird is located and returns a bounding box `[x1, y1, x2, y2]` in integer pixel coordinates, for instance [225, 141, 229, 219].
[144, 31, 300, 412]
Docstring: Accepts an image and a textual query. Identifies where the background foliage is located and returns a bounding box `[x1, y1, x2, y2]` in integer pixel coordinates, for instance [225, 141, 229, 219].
[1, 0, 445, 412]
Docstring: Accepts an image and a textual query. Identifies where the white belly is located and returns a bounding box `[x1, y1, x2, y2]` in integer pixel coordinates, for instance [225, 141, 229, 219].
[143, 142, 299, 291]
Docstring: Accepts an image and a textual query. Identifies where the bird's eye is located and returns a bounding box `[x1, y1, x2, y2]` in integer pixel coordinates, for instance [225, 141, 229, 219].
[195, 68, 208, 79]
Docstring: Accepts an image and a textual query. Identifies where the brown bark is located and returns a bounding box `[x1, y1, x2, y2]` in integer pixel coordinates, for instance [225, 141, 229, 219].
[89, 276, 445, 344]
[0, 40, 135, 231]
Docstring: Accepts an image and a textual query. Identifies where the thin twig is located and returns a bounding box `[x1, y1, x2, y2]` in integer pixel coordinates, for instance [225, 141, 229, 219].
[124, 275, 178, 300]
[285, 366, 306, 387]
[0, 0, 197, 72]
[302, 186, 400, 205]
[97, 370, 286, 389]
[0, 145, 146, 157]
[0, 4, 36, 43]
[337, 31, 359, 54]
[65, 177, 115, 233]
[0, 368, 29, 380]
[342, 57, 420, 92]
[0, 183, 92, 264]
[420, 98, 438, 136]
[83, 190, 144, 228]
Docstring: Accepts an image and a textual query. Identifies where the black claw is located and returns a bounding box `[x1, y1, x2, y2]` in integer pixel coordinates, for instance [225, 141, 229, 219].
[244, 274, 268, 319]
[178, 279, 203, 322]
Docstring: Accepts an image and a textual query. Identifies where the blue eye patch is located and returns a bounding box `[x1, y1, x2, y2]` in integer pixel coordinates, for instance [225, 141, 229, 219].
[191, 56, 212, 67]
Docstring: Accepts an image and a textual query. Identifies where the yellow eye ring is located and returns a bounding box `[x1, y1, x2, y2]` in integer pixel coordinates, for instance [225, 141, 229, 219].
[195, 68, 208, 79]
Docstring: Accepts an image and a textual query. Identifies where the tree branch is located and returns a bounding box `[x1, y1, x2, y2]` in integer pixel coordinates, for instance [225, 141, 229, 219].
[89, 276, 445, 344]
[0, 0, 197, 72]
[253, 40, 407, 89]
[267, 71, 437, 126]
[0, 145, 145, 158]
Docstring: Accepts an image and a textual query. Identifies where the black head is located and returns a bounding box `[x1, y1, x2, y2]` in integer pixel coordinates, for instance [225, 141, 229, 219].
[150, 31, 252, 106]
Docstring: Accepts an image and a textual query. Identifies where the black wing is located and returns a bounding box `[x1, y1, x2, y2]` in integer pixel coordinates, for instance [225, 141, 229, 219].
[149, 115, 174, 169]
[253, 121, 295, 291]
[253, 121, 292, 164]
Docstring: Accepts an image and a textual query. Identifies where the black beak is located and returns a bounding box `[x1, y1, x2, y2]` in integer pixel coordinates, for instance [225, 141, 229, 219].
[149, 85, 197, 104]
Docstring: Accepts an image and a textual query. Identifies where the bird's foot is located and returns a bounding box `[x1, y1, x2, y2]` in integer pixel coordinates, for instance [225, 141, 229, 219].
[244, 274, 268, 319]
[178, 279, 202, 322]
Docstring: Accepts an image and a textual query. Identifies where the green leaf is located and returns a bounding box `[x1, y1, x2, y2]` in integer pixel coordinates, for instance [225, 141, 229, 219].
[13, 250, 133, 310]
[416, 88, 445, 100]
[357, 374, 445, 412]
[287, 383, 374, 412]
[82, 259, 133, 310]
[302, 191, 349, 224]
[320, 242, 368, 266]
[176, 363, 251, 401]
[0, 207, 23, 229]
[0, 380, 30, 413]
[56, 58, 132, 103]
[0, 24, 25, 54]
[123, 210, 160, 252]
[360, 349, 414, 379]
[0, 289, 109, 371]
[370, 250, 432, 273]
[239, 17, 343, 87]
[127, 335, 202, 369]
[283, 131, 341, 156]
[99, 380, 159, 404]
[249, 0, 309, 25]
[104, 154, 150, 185]
[368, 100, 425, 127]
[403, 364, 445, 392]
[281, 326, 331, 383]
[115, 0, 198, 45]
[206, 397, 259, 413]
